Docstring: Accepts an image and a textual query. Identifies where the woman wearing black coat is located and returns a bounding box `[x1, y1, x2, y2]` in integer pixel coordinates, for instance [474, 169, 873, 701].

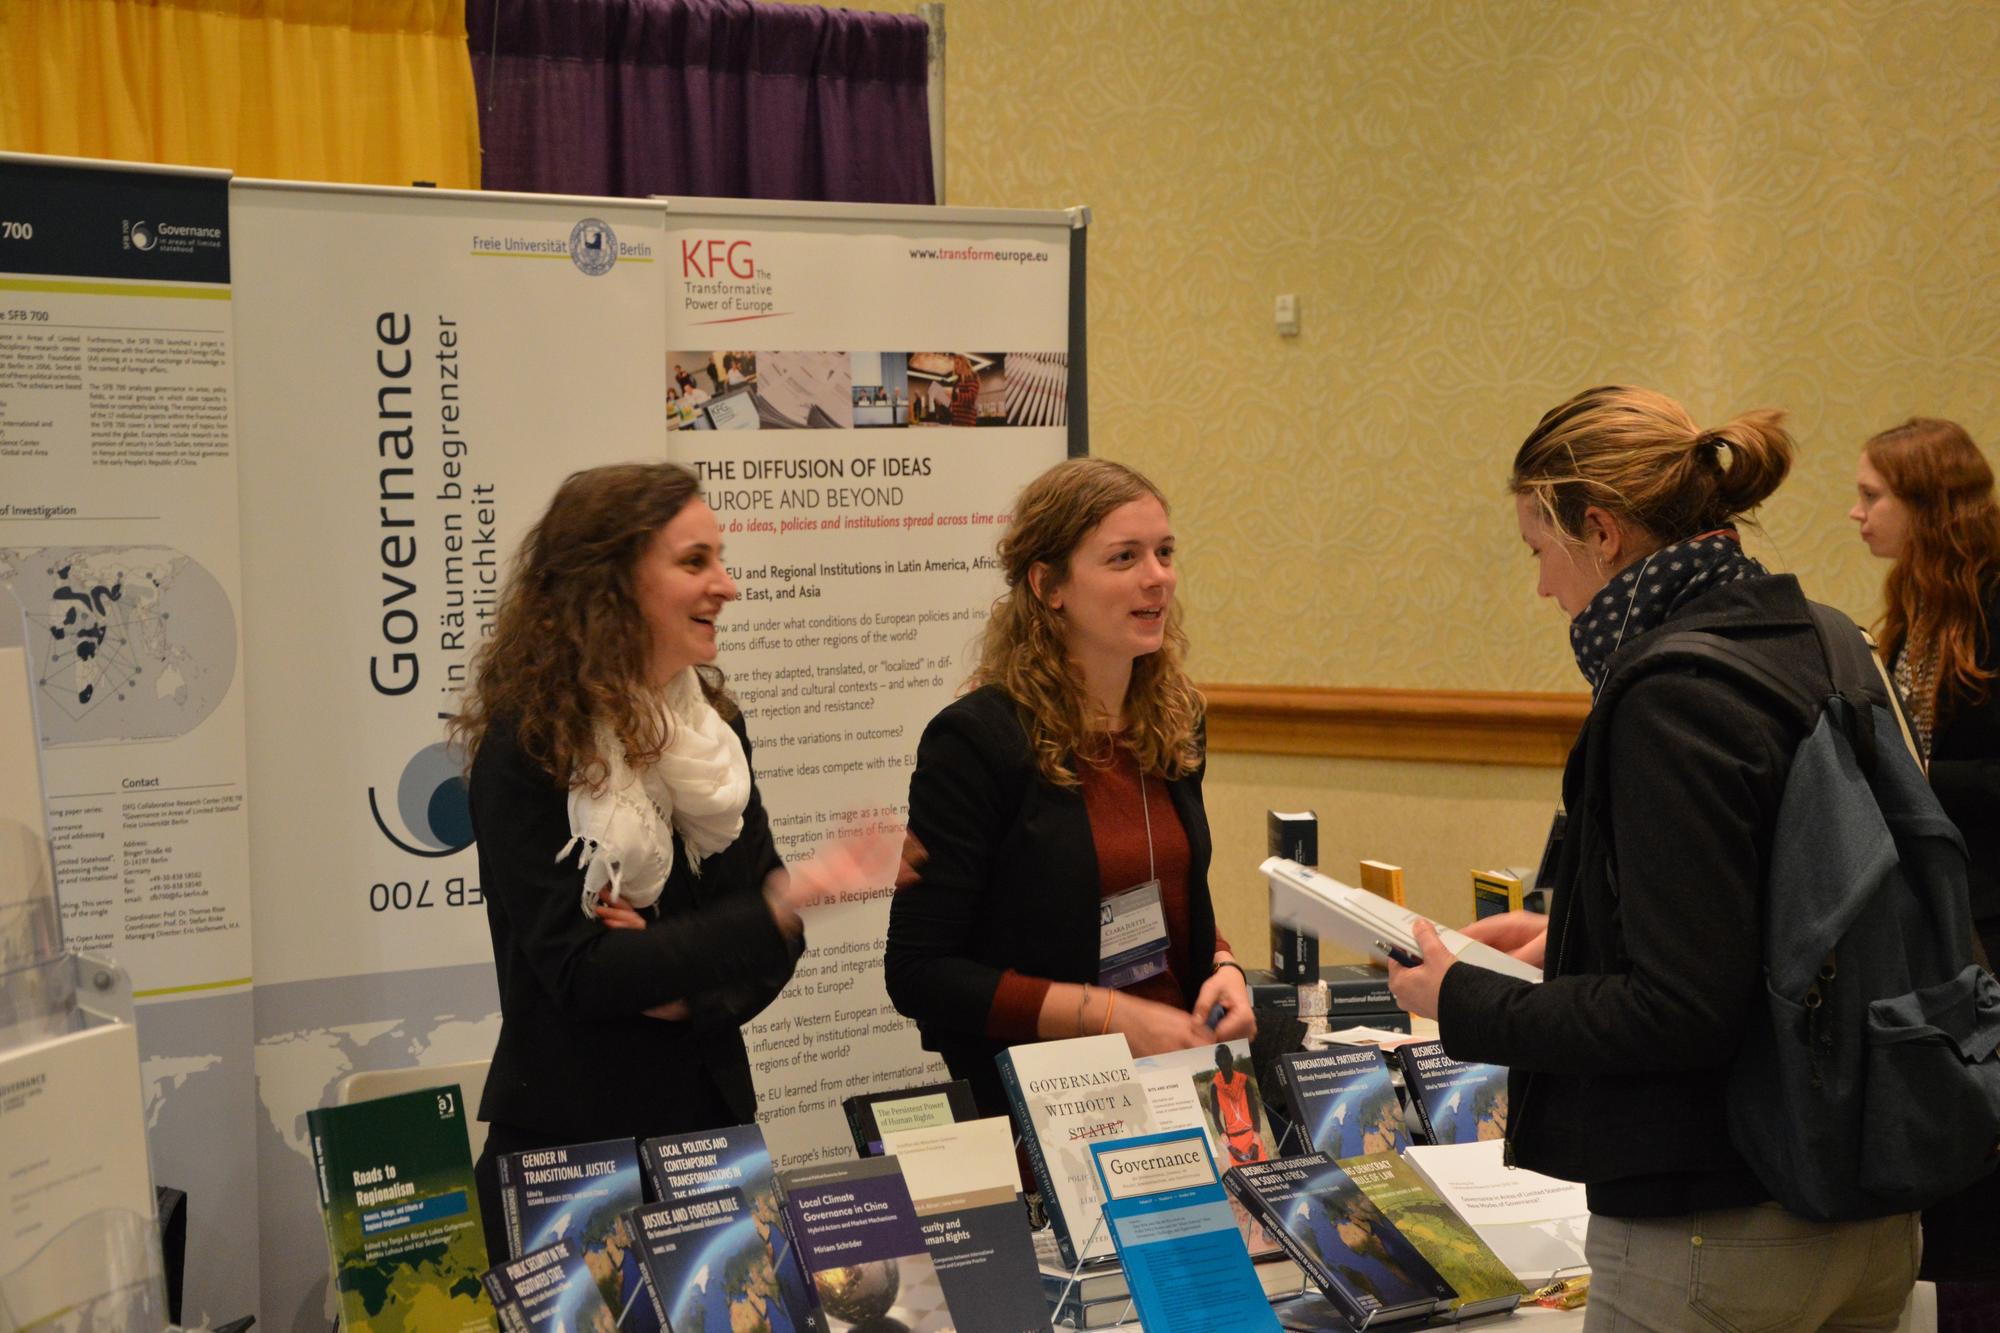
[452, 462, 887, 1257]
[1389, 387, 1922, 1330]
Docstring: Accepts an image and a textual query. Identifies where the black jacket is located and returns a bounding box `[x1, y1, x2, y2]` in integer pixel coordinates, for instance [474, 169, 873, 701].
[884, 685, 1217, 1114]
[1437, 575, 1824, 1217]
[470, 711, 801, 1142]
[1930, 580, 2000, 923]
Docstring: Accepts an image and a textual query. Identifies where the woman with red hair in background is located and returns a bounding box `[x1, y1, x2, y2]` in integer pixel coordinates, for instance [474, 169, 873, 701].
[1850, 417, 2000, 1322]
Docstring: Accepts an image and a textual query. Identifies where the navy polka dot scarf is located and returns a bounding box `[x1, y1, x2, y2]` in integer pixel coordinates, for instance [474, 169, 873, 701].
[1570, 528, 1767, 696]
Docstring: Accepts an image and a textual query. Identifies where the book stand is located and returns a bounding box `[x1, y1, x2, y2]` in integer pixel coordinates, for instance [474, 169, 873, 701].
[1049, 1211, 1132, 1330]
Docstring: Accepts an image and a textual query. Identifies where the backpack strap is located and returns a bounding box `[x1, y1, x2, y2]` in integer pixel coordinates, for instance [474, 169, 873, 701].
[1596, 628, 1821, 733]
[1807, 602, 1927, 774]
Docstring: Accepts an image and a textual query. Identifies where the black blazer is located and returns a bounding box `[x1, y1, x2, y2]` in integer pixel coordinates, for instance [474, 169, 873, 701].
[1930, 580, 2000, 923]
[470, 711, 801, 1142]
[883, 685, 1216, 1114]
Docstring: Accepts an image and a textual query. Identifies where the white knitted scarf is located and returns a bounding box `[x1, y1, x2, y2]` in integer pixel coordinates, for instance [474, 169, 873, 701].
[560, 667, 750, 919]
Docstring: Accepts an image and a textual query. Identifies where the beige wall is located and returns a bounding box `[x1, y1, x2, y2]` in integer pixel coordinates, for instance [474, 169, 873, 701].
[813, 0, 2000, 947]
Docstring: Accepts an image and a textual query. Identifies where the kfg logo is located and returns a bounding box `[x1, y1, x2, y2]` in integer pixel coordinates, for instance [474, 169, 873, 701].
[681, 238, 755, 280]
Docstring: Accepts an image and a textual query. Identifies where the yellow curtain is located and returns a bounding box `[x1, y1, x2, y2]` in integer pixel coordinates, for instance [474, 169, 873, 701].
[0, 0, 480, 188]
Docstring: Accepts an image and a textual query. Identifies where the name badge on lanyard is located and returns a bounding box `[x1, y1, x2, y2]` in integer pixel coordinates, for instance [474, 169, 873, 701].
[1099, 880, 1171, 989]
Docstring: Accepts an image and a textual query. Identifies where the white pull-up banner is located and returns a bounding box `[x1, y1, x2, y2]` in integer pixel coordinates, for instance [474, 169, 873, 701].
[229, 181, 1080, 1324]
[657, 199, 1075, 1168]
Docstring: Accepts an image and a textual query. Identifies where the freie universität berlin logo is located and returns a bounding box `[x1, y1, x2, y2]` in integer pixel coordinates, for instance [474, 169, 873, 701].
[570, 217, 617, 275]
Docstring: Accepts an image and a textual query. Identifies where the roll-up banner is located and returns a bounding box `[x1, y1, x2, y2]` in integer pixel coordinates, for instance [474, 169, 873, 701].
[0, 153, 258, 1324]
[230, 180, 672, 1326]
[658, 198, 1078, 1165]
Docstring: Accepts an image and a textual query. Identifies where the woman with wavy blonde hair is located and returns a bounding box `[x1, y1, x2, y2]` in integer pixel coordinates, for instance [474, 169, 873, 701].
[885, 458, 1251, 1114]
[453, 461, 883, 1257]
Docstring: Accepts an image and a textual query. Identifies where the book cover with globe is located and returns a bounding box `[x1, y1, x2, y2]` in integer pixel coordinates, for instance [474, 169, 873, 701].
[1332, 1152, 1523, 1318]
[1276, 1045, 1409, 1159]
[305, 1085, 496, 1331]
[1393, 1042, 1509, 1146]
[629, 1189, 791, 1333]
[493, 1137, 659, 1329]
[640, 1123, 817, 1332]
[779, 1156, 956, 1333]
[482, 1236, 622, 1333]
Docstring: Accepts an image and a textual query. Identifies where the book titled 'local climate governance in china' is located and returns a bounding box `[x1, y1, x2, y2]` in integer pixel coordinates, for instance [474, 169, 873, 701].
[778, 1155, 956, 1333]
[1088, 1128, 1280, 1333]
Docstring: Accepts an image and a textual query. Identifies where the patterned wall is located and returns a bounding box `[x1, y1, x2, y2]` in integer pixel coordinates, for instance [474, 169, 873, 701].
[820, 0, 2000, 946]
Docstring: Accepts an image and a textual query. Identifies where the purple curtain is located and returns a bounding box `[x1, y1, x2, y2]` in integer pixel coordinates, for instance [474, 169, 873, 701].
[468, 0, 935, 204]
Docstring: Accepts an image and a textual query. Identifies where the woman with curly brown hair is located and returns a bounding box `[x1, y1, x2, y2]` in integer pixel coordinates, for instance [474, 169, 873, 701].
[884, 457, 1253, 1116]
[453, 461, 883, 1257]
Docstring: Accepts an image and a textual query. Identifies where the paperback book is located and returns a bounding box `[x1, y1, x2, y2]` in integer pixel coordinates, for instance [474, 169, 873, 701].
[638, 1123, 816, 1333]
[880, 1114, 1052, 1333]
[778, 1155, 954, 1332]
[1403, 1141, 1590, 1284]
[1263, 857, 1541, 983]
[1274, 1045, 1408, 1160]
[1393, 1042, 1508, 1146]
[1133, 1040, 1281, 1258]
[1089, 1128, 1281, 1333]
[306, 1085, 496, 1331]
[1333, 1152, 1523, 1317]
[841, 1078, 978, 1156]
[995, 1032, 1155, 1268]
[629, 1188, 788, 1333]
[482, 1237, 622, 1333]
[1224, 1153, 1452, 1330]
[493, 1136, 659, 1328]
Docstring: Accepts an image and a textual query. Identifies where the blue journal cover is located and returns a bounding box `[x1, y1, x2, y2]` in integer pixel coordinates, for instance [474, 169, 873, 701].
[1087, 1128, 1281, 1333]
[1276, 1045, 1409, 1159]
[493, 1137, 659, 1329]
[1393, 1042, 1508, 1145]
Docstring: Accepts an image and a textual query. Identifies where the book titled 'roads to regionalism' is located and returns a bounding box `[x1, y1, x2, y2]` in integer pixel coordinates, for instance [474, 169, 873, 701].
[306, 1084, 496, 1332]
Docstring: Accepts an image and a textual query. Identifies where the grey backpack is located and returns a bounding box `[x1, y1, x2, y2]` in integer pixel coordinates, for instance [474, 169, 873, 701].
[1599, 600, 2000, 1221]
